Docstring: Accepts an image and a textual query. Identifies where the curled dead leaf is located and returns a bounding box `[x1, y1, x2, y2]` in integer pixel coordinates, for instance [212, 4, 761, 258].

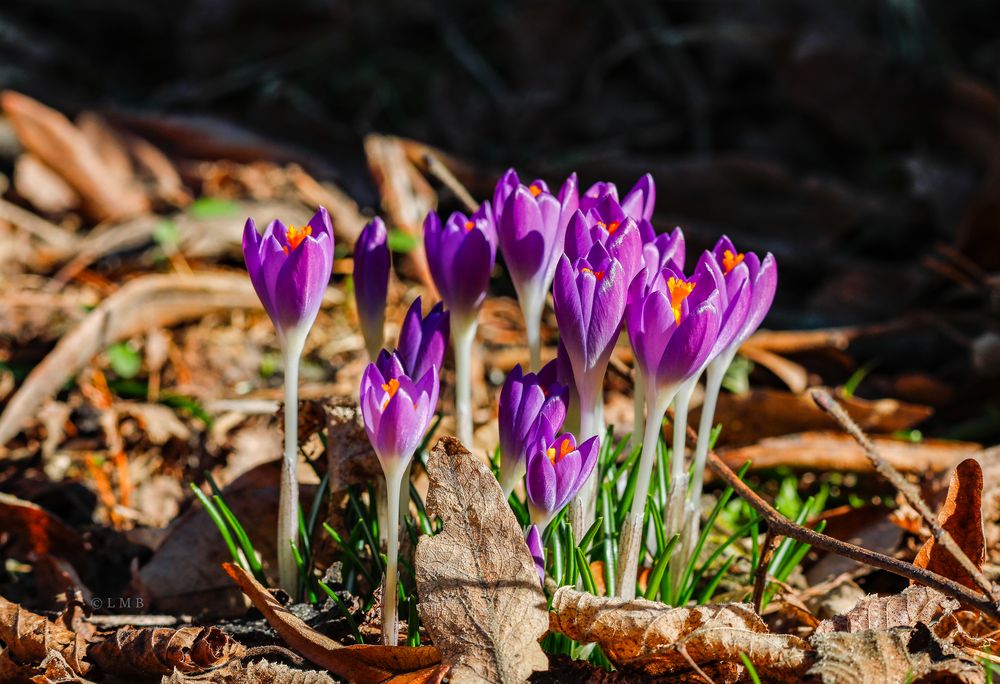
[913, 458, 986, 591]
[0, 594, 90, 675]
[223, 563, 441, 684]
[414, 436, 549, 684]
[548, 586, 812, 681]
[86, 625, 244, 678]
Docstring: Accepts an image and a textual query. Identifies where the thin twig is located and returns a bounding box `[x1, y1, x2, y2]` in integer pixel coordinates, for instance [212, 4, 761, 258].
[704, 449, 1000, 620]
[811, 388, 996, 599]
[752, 529, 779, 614]
[422, 152, 479, 214]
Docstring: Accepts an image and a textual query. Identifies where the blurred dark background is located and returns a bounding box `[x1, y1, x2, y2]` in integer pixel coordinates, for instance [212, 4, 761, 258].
[1, 0, 998, 437]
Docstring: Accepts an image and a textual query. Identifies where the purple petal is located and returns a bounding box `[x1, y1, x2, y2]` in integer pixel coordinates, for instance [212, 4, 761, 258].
[272, 234, 332, 333]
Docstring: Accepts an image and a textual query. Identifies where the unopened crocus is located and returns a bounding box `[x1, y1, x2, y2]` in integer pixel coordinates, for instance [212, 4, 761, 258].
[354, 217, 390, 361]
[553, 244, 627, 442]
[396, 297, 450, 379]
[424, 203, 496, 447]
[578, 174, 655, 223]
[360, 354, 439, 645]
[525, 525, 546, 585]
[615, 264, 721, 599]
[497, 361, 568, 497]
[496, 170, 579, 371]
[243, 207, 334, 595]
[552, 243, 626, 534]
[525, 432, 600, 535]
[685, 239, 777, 544]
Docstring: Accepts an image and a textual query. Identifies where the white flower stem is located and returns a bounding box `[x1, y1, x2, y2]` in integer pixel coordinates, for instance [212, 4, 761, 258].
[381, 462, 406, 646]
[453, 319, 478, 449]
[616, 390, 673, 599]
[500, 461, 524, 500]
[631, 371, 646, 453]
[573, 380, 602, 539]
[685, 351, 733, 547]
[278, 343, 303, 597]
[521, 293, 544, 373]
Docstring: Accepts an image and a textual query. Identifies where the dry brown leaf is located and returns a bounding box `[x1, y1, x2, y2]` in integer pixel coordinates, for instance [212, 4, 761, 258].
[0, 493, 90, 572]
[548, 586, 812, 680]
[704, 388, 933, 447]
[1, 91, 148, 221]
[815, 585, 960, 634]
[0, 594, 90, 675]
[717, 431, 979, 476]
[913, 458, 987, 591]
[86, 626, 244, 678]
[13, 153, 81, 215]
[223, 563, 441, 683]
[324, 400, 381, 492]
[414, 436, 549, 684]
[808, 623, 984, 684]
[0, 273, 261, 447]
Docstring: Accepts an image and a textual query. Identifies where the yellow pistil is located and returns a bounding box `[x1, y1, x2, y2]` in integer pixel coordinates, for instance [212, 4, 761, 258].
[666, 277, 695, 324]
[722, 249, 744, 274]
[380, 378, 400, 410]
[282, 224, 312, 255]
[581, 266, 606, 281]
[528, 184, 542, 197]
[464, 220, 475, 231]
[546, 438, 574, 465]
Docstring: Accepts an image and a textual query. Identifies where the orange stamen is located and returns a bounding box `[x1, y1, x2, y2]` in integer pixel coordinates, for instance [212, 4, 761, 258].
[282, 224, 312, 255]
[546, 438, 574, 465]
[380, 378, 400, 410]
[464, 220, 475, 231]
[722, 249, 745, 274]
[528, 184, 542, 197]
[666, 277, 695, 324]
[581, 266, 606, 281]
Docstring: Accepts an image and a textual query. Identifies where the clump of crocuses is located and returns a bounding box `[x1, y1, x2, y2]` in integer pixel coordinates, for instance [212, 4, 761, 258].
[243, 207, 334, 595]
[360, 351, 439, 645]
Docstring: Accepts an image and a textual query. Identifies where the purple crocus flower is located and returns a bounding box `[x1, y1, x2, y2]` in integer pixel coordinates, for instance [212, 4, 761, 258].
[243, 207, 334, 350]
[354, 217, 390, 360]
[525, 525, 546, 585]
[711, 236, 778, 347]
[626, 265, 721, 398]
[242, 206, 334, 595]
[496, 169, 579, 370]
[359, 352, 439, 645]
[525, 432, 600, 534]
[552, 243, 627, 439]
[564, 195, 643, 283]
[396, 297, 450, 380]
[360, 355, 440, 466]
[423, 204, 496, 327]
[497, 361, 569, 496]
[578, 174, 655, 221]
[578, 181, 618, 214]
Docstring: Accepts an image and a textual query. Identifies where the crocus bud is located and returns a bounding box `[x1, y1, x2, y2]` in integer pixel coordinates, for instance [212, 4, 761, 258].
[525, 432, 600, 534]
[360, 354, 439, 468]
[498, 361, 568, 495]
[354, 217, 390, 360]
[621, 173, 656, 223]
[424, 204, 496, 328]
[578, 181, 618, 214]
[552, 244, 627, 438]
[525, 525, 546, 585]
[396, 297, 450, 379]
[243, 207, 334, 352]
